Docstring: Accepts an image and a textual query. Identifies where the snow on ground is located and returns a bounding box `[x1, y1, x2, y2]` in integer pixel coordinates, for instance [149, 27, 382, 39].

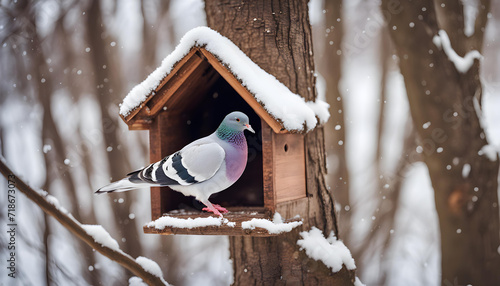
[297, 227, 356, 272]
[120, 26, 329, 132]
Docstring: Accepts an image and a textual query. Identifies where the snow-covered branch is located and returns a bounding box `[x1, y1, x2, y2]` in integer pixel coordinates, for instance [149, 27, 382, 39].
[0, 157, 169, 285]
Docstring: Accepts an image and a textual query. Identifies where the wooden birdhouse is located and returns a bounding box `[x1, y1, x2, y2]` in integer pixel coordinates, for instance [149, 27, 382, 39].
[119, 27, 328, 236]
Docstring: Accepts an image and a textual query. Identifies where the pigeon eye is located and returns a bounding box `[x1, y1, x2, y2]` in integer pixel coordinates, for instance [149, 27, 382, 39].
[236, 118, 240, 122]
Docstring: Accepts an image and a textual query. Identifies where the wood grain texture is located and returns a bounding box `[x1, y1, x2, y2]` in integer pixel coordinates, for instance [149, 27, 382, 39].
[127, 119, 152, 130]
[273, 133, 306, 203]
[276, 197, 308, 221]
[145, 52, 205, 116]
[261, 121, 276, 213]
[148, 113, 164, 221]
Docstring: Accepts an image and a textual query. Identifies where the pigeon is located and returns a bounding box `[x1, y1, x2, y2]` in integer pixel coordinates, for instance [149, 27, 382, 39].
[96, 111, 255, 217]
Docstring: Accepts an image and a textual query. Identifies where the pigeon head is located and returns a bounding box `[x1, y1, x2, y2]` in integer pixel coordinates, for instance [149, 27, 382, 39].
[217, 111, 255, 141]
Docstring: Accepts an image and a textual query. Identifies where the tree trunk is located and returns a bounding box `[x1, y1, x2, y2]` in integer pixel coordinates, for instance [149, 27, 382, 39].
[205, 0, 355, 284]
[381, 0, 500, 284]
[25, 4, 100, 283]
[86, 0, 143, 259]
[318, 0, 351, 239]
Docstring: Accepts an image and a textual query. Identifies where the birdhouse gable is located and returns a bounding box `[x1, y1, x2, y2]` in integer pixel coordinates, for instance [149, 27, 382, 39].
[119, 26, 330, 133]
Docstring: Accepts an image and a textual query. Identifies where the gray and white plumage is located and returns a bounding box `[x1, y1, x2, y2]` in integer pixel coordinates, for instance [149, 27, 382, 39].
[96, 111, 255, 217]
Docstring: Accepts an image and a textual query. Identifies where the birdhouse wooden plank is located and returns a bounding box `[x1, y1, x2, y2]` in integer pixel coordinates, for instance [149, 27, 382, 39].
[118, 27, 328, 236]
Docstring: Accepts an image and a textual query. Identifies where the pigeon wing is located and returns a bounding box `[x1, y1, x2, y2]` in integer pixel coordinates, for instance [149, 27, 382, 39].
[160, 142, 226, 185]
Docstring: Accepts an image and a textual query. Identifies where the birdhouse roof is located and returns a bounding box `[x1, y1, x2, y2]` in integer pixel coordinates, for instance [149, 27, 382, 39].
[119, 26, 329, 133]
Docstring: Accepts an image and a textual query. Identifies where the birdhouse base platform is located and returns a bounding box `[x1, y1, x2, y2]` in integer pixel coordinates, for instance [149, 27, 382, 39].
[143, 207, 302, 236]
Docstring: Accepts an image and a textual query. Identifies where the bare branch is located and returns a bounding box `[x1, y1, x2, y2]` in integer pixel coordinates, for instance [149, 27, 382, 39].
[0, 157, 169, 286]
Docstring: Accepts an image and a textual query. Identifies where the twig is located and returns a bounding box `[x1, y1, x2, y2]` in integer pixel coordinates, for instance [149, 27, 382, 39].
[0, 157, 168, 285]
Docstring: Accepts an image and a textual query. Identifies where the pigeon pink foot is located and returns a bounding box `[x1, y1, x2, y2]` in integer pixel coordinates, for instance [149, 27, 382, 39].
[212, 204, 229, 213]
[202, 207, 223, 218]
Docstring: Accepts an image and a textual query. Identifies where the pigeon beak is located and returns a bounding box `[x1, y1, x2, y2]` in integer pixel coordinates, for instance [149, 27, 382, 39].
[245, 124, 255, 133]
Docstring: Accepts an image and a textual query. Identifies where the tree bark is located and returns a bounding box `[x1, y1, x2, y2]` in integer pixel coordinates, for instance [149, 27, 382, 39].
[381, 0, 500, 284]
[205, 0, 355, 284]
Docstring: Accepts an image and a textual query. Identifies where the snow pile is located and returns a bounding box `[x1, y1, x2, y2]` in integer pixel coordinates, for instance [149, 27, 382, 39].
[120, 26, 329, 132]
[81, 224, 121, 251]
[135, 256, 169, 285]
[433, 30, 482, 73]
[129, 258, 170, 286]
[241, 212, 302, 234]
[136, 256, 164, 277]
[37, 190, 70, 215]
[354, 276, 366, 286]
[147, 216, 223, 230]
[478, 144, 498, 161]
[297, 227, 356, 272]
[128, 277, 148, 286]
[223, 218, 236, 227]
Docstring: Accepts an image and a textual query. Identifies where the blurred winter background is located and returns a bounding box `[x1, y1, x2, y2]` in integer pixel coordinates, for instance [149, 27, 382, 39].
[0, 0, 499, 285]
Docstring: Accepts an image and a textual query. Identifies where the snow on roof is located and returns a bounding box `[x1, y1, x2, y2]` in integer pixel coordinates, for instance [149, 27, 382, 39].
[120, 26, 329, 132]
[297, 227, 356, 273]
[241, 212, 302, 234]
[433, 30, 482, 73]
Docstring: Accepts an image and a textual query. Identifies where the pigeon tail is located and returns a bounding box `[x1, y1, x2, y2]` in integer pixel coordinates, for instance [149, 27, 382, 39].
[95, 178, 151, 194]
